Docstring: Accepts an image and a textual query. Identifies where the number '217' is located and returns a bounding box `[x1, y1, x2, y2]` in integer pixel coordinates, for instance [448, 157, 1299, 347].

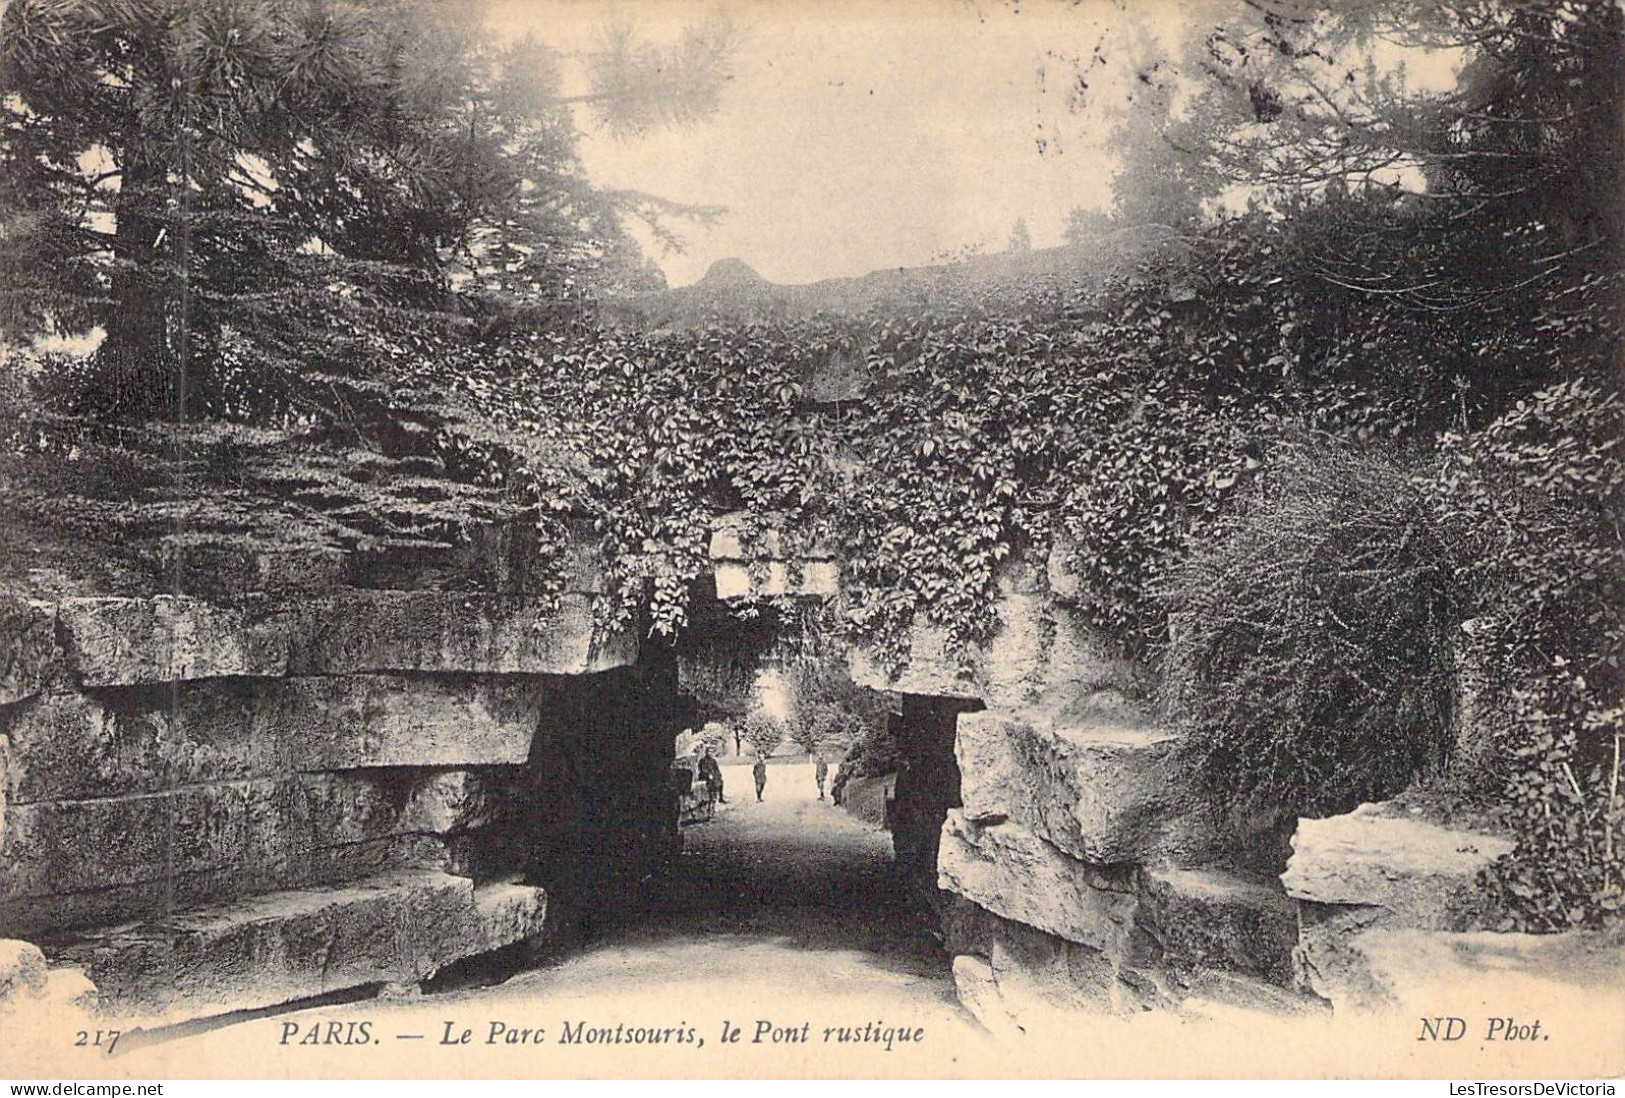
[75, 1029, 121, 1054]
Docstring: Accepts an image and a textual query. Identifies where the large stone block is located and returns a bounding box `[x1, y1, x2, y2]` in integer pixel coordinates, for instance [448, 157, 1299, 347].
[936, 810, 1138, 955]
[57, 597, 294, 686]
[0, 783, 263, 899]
[0, 677, 543, 803]
[0, 598, 58, 706]
[1281, 806, 1515, 930]
[53, 871, 547, 1021]
[270, 675, 546, 769]
[0, 688, 263, 805]
[0, 832, 453, 939]
[955, 710, 1281, 867]
[0, 769, 524, 914]
[291, 591, 635, 676]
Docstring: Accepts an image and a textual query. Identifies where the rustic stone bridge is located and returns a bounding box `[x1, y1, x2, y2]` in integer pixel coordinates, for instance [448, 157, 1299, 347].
[0, 514, 1601, 1034]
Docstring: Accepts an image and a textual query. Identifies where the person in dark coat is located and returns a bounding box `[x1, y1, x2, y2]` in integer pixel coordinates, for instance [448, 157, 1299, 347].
[698, 747, 725, 804]
[753, 756, 768, 801]
[815, 755, 829, 800]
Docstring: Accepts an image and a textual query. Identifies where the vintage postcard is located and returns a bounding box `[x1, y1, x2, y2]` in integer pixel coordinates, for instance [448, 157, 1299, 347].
[0, 0, 1621, 1082]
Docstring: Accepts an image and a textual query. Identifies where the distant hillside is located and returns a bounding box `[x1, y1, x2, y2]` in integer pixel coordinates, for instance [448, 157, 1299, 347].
[600, 226, 1192, 330]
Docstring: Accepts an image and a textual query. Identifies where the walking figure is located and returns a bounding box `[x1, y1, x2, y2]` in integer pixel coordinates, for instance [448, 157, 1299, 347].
[753, 756, 768, 802]
[815, 755, 829, 800]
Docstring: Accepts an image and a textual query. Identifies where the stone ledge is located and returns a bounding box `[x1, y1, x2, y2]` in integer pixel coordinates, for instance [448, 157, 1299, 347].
[957, 711, 1210, 865]
[944, 897, 1317, 1028]
[1295, 923, 1625, 1015]
[1282, 806, 1514, 929]
[0, 770, 528, 914]
[37, 591, 635, 688]
[0, 598, 59, 707]
[46, 871, 546, 1024]
[58, 597, 293, 686]
[0, 681, 542, 804]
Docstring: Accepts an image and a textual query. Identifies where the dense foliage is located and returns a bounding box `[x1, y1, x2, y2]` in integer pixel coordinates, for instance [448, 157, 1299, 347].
[1433, 379, 1625, 927]
[2, 0, 1620, 928]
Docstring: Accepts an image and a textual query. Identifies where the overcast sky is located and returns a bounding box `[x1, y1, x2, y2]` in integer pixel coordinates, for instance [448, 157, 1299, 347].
[493, 0, 1187, 286]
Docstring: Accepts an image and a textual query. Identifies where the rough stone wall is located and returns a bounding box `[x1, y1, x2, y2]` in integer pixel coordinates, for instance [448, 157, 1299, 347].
[850, 550, 1311, 1027]
[0, 533, 675, 1025]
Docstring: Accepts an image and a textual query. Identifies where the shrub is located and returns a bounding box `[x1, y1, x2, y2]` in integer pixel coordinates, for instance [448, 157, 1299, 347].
[695, 722, 732, 755]
[843, 717, 901, 778]
[1161, 437, 1464, 817]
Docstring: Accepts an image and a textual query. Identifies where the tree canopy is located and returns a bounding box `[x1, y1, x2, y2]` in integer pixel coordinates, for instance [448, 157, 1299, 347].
[0, 0, 732, 421]
[1067, 2, 1620, 266]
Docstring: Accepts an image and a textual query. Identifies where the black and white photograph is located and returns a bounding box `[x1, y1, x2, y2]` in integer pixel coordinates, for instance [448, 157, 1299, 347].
[0, 0, 1620, 1082]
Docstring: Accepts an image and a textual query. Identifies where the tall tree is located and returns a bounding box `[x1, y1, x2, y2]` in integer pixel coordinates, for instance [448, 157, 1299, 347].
[1125, 1, 1622, 286]
[1007, 216, 1033, 252]
[1062, 205, 1116, 245]
[0, 0, 733, 421]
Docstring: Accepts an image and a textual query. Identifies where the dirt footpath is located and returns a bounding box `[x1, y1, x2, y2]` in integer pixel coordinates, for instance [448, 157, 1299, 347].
[109, 760, 994, 1078]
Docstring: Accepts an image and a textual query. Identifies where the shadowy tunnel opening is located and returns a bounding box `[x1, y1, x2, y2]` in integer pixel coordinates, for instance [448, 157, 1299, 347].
[508, 580, 978, 979]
